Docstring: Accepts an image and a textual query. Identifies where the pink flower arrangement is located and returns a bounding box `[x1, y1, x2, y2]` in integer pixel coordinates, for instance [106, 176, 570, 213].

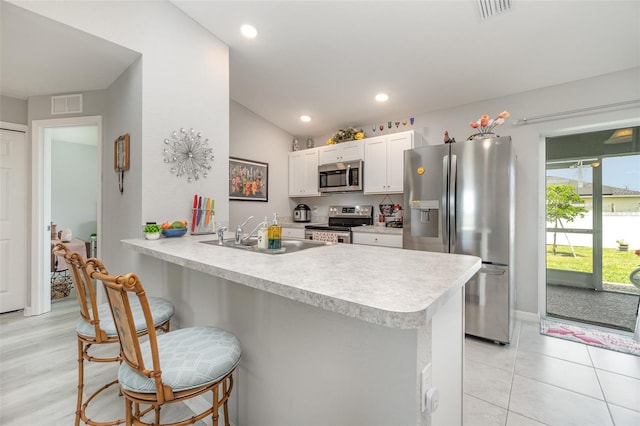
[469, 110, 510, 134]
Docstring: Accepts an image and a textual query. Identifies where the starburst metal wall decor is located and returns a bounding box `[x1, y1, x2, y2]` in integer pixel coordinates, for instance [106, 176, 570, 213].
[163, 128, 214, 182]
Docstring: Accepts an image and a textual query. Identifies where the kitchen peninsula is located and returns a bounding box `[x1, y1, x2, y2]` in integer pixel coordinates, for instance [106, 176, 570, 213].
[122, 235, 480, 425]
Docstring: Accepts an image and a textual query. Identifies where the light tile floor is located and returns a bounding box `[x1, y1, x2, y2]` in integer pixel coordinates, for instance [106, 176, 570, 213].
[464, 320, 640, 426]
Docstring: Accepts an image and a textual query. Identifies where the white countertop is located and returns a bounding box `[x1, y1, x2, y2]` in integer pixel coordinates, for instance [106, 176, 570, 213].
[122, 235, 479, 329]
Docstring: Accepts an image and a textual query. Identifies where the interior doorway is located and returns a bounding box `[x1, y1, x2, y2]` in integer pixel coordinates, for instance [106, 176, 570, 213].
[545, 127, 640, 332]
[30, 116, 102, 316]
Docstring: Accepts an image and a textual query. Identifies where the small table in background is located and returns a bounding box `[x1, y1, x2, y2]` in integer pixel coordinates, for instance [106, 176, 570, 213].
[51, 239, 87, 299]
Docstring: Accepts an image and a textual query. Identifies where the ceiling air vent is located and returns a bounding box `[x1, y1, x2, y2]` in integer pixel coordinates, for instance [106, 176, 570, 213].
[478, 0, 512, 20]
[51, 94, 83, 115]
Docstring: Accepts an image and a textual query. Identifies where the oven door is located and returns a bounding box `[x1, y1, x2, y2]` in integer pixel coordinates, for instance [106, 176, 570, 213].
[304, 229, 352, 244]
[318, 160, 363, 193]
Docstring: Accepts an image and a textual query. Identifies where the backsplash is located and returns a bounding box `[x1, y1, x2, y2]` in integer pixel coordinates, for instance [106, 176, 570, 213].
[288, 193, 404, 222]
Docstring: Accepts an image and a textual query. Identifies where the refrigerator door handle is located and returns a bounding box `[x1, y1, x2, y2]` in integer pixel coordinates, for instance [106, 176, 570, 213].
[449, 154, 457, 252]
[479, 267, 506, 275]
[441, 155, 449, 247]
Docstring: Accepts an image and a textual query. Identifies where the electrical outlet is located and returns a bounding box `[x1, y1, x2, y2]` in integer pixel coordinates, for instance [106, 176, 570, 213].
[421, 363, 432, 412]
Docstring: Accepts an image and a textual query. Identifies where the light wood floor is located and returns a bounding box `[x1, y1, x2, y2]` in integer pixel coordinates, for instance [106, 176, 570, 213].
[0, 294, 211, 426]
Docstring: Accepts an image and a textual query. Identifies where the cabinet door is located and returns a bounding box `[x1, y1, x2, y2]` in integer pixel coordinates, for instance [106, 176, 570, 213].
[386, 132, 413, 192]
[282, 227, 305, 239]
[302, 150, 319, 196]
[289, 150, 319, 197]
[288, 152, 305, 196]
[318, 145, 339, 165]
[318, 141, 364, 164]
[363, 136, 388, 194]
[352, 232, 402, 248]
[339, 140, 364, 162]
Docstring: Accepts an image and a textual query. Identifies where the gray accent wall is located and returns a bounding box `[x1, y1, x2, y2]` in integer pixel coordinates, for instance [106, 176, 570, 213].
[229, 100, 292, 229]
[0, 95, 27, 124]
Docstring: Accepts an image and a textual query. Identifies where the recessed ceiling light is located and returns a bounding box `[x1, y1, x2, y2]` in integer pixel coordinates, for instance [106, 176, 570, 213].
[300, 115, 311, 122]
[240, 24, 258, 39]
[375, 93, 389, 102]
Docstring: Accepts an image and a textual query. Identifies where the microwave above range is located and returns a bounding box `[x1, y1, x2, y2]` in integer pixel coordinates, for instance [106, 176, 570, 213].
[318, 160, 363, 193]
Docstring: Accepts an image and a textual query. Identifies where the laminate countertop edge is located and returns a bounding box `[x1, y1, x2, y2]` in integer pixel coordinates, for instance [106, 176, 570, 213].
[122, 236, 480, 329]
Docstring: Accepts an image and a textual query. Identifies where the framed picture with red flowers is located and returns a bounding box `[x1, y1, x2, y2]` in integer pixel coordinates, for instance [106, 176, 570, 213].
[229, 157, 268, 201]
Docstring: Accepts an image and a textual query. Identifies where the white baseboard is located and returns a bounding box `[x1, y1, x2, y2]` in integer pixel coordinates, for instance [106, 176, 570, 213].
[515, 309, 540, 323]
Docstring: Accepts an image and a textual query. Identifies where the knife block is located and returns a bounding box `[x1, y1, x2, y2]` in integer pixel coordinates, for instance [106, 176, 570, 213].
[191, 208, 215, 235]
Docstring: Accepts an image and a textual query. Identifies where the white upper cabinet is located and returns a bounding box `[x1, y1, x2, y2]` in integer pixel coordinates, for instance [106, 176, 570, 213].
[364, 131, 413, 194]
[288, 149, 320, 197]
[318, 140, 364, 165]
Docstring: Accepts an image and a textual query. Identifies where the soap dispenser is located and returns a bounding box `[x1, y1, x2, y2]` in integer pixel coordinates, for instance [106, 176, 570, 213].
[268, 213, 282, 249]
[258, 217, 269, 249]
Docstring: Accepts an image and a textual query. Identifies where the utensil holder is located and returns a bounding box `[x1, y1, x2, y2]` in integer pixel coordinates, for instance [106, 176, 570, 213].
[191, 208, 215, 235]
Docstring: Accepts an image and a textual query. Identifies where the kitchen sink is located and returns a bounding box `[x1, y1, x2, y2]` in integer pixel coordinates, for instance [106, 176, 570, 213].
[201, 237, 330, 254]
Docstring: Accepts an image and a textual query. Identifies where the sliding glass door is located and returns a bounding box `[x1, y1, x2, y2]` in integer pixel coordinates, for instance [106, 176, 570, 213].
[545, 127, 640, 330]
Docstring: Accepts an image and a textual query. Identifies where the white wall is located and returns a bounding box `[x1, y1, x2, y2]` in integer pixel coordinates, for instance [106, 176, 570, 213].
[51, 140, 97, 241]
[229, 101, 293, 229]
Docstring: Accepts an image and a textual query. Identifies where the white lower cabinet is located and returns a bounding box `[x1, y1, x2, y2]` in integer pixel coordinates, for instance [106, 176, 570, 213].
[282, 227, 305, 239]
[352, 232, 402, 248]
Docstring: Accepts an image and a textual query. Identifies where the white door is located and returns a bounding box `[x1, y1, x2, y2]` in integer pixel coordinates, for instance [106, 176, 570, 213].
[0, 128, 27, 313]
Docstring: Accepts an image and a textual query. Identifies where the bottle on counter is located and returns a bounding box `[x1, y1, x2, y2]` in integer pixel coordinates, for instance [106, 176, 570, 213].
[258, 217, 269, 249]
[268, 213, 281, 249]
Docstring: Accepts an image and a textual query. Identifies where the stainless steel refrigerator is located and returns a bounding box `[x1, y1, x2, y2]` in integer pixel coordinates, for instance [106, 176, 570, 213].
[403, 136, 515, 343]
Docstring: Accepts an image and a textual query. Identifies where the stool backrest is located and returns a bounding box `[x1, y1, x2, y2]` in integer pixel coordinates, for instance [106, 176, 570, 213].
[52, 243, 108, 341]
[86, 258, 167, 399]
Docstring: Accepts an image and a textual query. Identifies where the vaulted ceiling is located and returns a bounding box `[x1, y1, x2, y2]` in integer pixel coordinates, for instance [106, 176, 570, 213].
[2, 1, 639, 137]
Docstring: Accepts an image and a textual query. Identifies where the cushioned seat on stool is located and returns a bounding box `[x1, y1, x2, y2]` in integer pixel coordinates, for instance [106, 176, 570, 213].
[118, 327, 241, 394]
[87, 258, 241, 426]
[52, 243, 175, 426]
[76, 297, 174, 339]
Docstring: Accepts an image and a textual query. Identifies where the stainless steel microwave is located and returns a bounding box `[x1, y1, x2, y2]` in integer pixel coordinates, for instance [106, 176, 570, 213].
[318, 160, 363, 193]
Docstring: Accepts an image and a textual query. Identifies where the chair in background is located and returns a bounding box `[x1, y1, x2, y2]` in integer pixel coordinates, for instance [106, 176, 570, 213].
[86, 257, 241, 426]
[52, 243, 175, 426]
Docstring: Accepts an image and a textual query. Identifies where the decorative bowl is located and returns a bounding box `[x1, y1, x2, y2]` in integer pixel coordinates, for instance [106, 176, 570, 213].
[162, 228, 187, 238]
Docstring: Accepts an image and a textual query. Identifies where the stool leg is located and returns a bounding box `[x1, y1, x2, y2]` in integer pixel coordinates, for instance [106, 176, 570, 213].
[212, 387, 219, 426]
[125, 398, 133, 426]
[222, 379, 229, 426]
[76, 338, 84, 426]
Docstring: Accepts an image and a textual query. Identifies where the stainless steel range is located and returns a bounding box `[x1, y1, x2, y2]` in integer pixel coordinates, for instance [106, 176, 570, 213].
[304, 205, 373, 244]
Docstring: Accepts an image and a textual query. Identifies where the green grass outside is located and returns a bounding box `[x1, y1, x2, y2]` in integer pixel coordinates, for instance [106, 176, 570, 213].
[546, 244, 639, 285]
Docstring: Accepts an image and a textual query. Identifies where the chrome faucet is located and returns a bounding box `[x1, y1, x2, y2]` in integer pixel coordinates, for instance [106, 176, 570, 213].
[241, 222, 264, 245]
[217, 226, 227, 245]
[235, 216, 254, 244]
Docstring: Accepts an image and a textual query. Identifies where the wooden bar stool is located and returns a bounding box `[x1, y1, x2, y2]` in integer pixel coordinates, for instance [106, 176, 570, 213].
[52, 243, 175, 426]
[86, 257, 241, 426]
